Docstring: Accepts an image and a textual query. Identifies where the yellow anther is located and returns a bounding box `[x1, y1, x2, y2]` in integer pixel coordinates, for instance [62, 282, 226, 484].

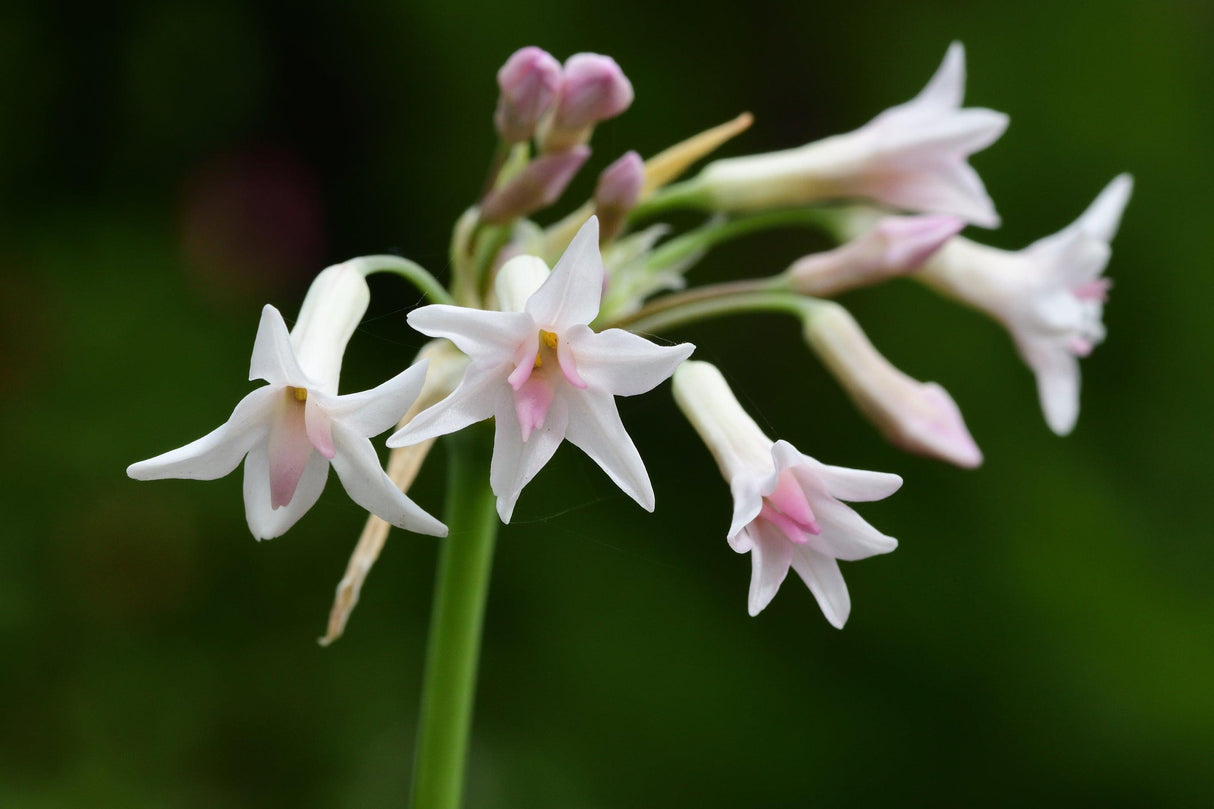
[290, 386, 308, 402]
[540, 330, 559, 349]
[533, 354, 543, 369]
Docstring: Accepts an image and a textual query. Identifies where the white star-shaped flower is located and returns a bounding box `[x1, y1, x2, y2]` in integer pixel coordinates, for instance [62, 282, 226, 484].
[128, 264, 447, 540]
[388, 217, 694, 522]
[674, 361, 901, 627]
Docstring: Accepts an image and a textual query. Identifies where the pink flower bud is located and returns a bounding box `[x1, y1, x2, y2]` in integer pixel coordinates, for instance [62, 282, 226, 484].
[479, 146, 591, 224]
[593, 151, 645, 243]
[789, 214, 963, 296]
[494, 46, 563, 143]
[803, 303, 983, 468]
[540, 53, 633, 152]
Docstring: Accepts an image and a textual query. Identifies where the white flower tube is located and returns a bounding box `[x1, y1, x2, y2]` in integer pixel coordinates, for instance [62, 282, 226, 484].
[673, 361, 901, 627]
[694, 43, 1007, 226]
[803, 302, 983, 468]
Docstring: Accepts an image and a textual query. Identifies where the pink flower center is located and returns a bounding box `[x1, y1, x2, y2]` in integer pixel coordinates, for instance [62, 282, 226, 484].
[507, 329, 587, 440]
[758, 469, 820, 544]
[267, 387, 333, 509]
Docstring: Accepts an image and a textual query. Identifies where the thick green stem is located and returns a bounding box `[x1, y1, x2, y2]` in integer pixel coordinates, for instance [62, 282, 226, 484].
[357, 255, 455, 306]
[410, 426, 498, 809]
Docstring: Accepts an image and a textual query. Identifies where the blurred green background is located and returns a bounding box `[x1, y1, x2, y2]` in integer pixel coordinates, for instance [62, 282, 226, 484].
[2, 0, 1211, 806]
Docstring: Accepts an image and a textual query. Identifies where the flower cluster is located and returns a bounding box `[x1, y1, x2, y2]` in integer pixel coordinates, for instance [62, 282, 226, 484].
[129, 43, 1130, 635]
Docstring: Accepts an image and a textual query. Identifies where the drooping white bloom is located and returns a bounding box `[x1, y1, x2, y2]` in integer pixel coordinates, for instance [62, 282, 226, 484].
[672, 361, 901, 627]
[802, 301, 983, 468]
[388, 217, 694, 522]
[914, 174, 1133, 435]
[128, 263, 448, 540]
[695, 42, 1008, 226]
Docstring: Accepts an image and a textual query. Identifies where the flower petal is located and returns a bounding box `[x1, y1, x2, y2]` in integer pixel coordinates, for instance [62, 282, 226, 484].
[1019, 339, 1081, 436]
[880, 158, 1001, 228]
[305, 395, 335, 459]
[491, 388, 569, 522]
[789, 546, 851, 629]
[912, 41, 966, 111]
[407, 305, 533, 360]
[745, 522, 794, 616]
[387, 363, 502, 447]
[802, 461, 903, 503]
[525, 217, 604, 329]
[565, 325, 694, 397]
[805, 496, 899, 562]
[727, 474, 766, 541]
[330, 423, 447, 537]
[1077, 173, 1134, 244]
[243, 443, 330, 540]
[563, 388, 655, 512]
[127, 386, 278, 481]
[323, 359, 429, 438]
[249, 305, 308, 386]
[267, 392, 314, 509]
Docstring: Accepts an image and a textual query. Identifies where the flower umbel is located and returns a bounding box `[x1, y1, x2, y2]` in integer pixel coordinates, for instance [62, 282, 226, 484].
[673, 361, 901, 626]
[389, 217, 694, 522]
[127, 263, 447, 540]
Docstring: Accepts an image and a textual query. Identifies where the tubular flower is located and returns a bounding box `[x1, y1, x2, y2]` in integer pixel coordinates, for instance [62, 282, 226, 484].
[695, 42, 1007, 226]
[127, 263, 448, 540]
[786, 213, 964, 296]
[913, 174, 1133, 434]
[802, 302, 983, 468]
[673, 361, 901, 627]
[388, 217, 694, 522]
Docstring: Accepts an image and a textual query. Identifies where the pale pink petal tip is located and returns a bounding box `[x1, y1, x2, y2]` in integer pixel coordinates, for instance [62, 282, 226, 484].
[268, 426, 314, 509]
[876, 214, 965, 268]
[513, 376, 554, 441]
[908, 383, 984, 469]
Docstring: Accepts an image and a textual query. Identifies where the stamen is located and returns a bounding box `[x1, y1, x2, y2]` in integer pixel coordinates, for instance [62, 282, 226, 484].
[540, 330, 559, 349]
[289, 386, 308, 402]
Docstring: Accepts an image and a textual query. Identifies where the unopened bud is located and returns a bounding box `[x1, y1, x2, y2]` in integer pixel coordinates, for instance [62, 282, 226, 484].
[593, 151, 644, 243]
[788, 214, 963, 296]
[803, 303, 983, 468]
[495, 255, 551, 313]
[494, 46, 563, 143]
[540, 53, 633, 152]
[479, 145, 591, 224]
